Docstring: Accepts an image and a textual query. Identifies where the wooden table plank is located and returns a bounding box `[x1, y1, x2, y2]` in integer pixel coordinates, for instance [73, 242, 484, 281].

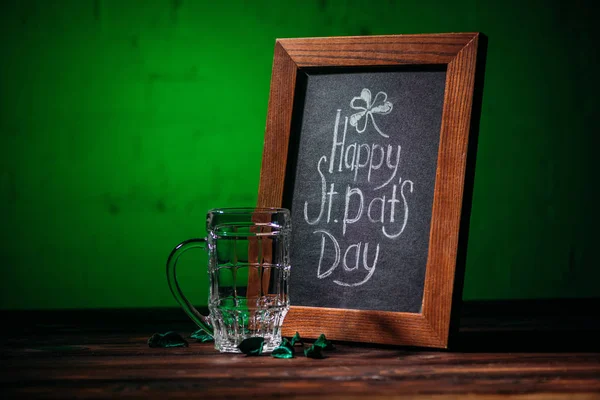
[1, 302, 599, 399]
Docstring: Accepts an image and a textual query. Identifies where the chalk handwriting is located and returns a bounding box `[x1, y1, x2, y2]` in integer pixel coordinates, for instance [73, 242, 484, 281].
[303, 88, 413, 287]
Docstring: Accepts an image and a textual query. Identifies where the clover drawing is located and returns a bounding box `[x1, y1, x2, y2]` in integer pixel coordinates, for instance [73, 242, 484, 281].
[349, 88, 393, 138]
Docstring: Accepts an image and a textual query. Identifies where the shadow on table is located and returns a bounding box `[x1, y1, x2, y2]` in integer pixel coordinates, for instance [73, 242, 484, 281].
[1, 299, 598, 353]
[452, 298, 600, 353]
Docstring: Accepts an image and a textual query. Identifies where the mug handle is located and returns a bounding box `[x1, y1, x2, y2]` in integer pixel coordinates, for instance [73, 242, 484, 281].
[166, 238, 213, 336]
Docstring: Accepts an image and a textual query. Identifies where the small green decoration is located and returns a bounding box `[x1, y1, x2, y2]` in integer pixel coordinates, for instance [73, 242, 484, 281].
[190, 329, 214, 343]
[304, 344, 325, 359]
[237, 337, 264, 356]
[147, 331, 188, 348]
[271, 338, 295, 359]
[290, 331, 303, 346]
[271, 346, 294, 359]
[314, 333, 334, 350]
[280, 337, 294, 351]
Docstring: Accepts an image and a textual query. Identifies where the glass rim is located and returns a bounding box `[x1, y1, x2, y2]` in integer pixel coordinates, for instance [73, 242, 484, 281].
[207, 207, 290, 215]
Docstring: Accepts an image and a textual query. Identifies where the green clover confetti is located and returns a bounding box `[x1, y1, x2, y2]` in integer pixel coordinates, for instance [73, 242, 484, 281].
[237, 337, 264, 356]
[190, 329, 214, 343]
[304, 344, 325, 359]
[272, 346, 294, 359]
[314, 333, 334, 350]
[271, 338, 295, 359]
[147, 331, 189, 348]
[281, 337, 295, 351]
[290, 332, 303, 346]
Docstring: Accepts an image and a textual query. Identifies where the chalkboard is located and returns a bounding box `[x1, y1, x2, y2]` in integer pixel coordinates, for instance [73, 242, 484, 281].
[257, 33, 485, 348]
[287, 68, 446, 313]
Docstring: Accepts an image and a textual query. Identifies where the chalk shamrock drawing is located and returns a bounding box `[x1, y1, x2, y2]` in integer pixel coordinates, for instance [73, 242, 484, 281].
[349, 89, 393, 138]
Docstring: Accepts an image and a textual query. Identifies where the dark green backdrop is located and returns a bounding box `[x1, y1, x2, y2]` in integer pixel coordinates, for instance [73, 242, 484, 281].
[1, 0, 598, 309]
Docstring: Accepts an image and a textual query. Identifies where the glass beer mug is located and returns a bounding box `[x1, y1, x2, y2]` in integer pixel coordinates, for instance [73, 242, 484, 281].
[166, 208, 291, 353]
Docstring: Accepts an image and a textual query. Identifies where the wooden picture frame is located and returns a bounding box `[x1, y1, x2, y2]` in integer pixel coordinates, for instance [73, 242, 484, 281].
[257, 33, 482, 348]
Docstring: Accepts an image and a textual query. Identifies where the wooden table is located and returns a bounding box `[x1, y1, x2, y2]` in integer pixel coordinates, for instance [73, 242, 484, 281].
[1, 301, 599, 399]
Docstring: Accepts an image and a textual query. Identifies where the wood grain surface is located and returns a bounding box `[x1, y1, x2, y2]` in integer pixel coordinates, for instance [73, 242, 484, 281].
[277, 33, 478, 66]
[1, 304, 599, 399]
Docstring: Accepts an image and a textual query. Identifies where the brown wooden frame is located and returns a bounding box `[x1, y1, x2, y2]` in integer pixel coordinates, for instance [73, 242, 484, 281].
[257, 33, 481, 348]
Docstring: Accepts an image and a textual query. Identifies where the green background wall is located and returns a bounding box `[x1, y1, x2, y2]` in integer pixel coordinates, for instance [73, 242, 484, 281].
[1, 0, 598, 309]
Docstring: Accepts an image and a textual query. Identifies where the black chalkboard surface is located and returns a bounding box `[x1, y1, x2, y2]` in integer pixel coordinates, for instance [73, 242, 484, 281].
[287, 69, 446, 313]
[257, 33, 485, 348]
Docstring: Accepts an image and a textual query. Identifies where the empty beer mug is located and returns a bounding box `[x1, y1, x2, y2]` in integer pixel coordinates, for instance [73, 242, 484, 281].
[166, 207, 292, 353]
